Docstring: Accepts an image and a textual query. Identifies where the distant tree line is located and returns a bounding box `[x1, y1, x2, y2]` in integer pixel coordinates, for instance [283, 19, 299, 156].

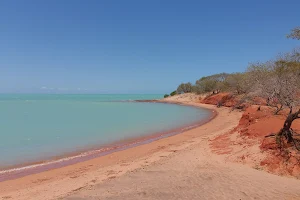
[171, 72, 253, 96]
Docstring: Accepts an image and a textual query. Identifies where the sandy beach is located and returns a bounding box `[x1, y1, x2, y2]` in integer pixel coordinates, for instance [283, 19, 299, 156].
[1, 96, 300, 200]
[2, 1, 299, 199]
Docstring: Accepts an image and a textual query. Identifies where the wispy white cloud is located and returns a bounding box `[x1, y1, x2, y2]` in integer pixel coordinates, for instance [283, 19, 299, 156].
[57, 88, 69, 91]
[40, 86, 90, 92]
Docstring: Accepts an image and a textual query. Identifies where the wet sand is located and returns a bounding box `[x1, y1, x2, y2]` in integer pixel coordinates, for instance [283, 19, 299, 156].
[1, 95, 300, 200]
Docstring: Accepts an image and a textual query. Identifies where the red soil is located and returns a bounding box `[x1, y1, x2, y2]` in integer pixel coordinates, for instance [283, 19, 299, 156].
[200, 92, 267, 109]
[201, 93, 239, 107]
[206, 92, 300, 178]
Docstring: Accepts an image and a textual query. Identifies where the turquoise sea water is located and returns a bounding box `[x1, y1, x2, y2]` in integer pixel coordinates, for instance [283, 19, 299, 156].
[0, 94, 211, 169]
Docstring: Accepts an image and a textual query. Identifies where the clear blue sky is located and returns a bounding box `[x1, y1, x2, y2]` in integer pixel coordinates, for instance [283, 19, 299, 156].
[0, 0, 299, 94]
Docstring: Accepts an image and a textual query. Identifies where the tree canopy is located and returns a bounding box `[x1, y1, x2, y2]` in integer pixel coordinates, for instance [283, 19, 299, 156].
[177, 82, 192, 94]
[287, 27, 300, 40]
[247, 50, 300, 114]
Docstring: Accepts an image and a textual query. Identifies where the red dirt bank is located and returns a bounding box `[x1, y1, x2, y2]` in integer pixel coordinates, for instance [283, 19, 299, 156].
[204, 93, 300, 178]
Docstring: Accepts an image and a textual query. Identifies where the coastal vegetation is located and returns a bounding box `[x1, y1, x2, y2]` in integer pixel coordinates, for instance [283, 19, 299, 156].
[172, 27, 300, 151]
[170, 91, 177, 96]
[287, 27, 300, 40]
[177, 82, 192, 94]
[164, 90, 177, 98]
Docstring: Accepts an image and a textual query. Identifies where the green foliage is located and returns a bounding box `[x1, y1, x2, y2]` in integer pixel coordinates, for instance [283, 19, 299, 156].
[195, 78, 217, 94]
[164, 94, 169, 98]
[194, 73, 229, 94]
[225, 72, 252, 94]
[177, 82, 192, 94]
[175, 50, 300, 98]
[170, 91, 177, 96]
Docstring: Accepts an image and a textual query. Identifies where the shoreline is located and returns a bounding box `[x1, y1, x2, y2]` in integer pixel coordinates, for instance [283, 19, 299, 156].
[0, 101, 216, 182]
[0, 100, 230, 200]
[6, 97, 298, 200]
[1, 98, 300, 199]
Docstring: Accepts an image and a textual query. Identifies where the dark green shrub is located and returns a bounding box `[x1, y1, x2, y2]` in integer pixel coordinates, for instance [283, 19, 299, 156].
[170, 91, 177, 96]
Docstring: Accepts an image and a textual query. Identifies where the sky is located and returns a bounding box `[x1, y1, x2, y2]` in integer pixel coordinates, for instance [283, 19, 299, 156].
[0, 0, 299, 94]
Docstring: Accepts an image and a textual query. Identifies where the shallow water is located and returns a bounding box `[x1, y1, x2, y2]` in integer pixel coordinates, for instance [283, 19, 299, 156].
[0, 94, 210, 169]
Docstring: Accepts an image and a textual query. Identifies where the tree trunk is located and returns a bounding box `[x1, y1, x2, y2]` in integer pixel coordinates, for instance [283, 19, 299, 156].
[274, 104, 283, 115]
[278, 108, 300, 144]
[257, 106, 261, 111]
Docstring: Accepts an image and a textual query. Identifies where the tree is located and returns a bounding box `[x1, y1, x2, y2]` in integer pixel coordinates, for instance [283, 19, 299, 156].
[247, 61, 285, 115]
[225, 72, 252, 94]
[194, 73, 229, 94]
[194, 77, 217, 94]
[177, 82, 192, 94]
[287, 27, 300, 40]
[164, 94, 169, 98]
[250, 50, 300, 149]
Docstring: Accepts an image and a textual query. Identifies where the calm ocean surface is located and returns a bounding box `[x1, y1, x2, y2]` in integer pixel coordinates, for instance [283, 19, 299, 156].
[0, 94, 211, 169]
